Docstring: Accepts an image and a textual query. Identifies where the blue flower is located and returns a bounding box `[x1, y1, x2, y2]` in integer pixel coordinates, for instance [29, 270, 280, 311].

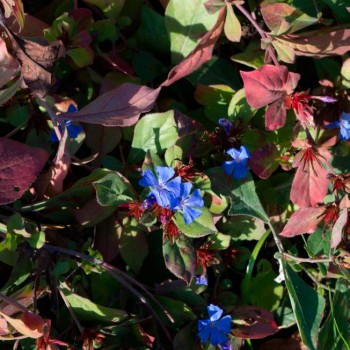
[198, 304, 232, 346]
[223, 145, 250, 179]
[219, 118, 232, 136]
[219, 340, 233, 350]
[50, 104, 83, 142]
[139, 166, 181, 208]
[169, 182, 204, 224]
[195, 275, 208, 286]
[326, 112, 350, 141]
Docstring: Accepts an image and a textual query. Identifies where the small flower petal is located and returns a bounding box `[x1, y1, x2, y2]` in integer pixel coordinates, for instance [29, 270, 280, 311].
[139, 169, 158, 187]
[156, 166, 175, 184]
[208, 304, 223, 322]
[183, 205, 202, 224]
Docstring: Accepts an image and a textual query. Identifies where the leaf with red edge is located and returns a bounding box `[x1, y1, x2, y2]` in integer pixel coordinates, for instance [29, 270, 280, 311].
[160, 7, 225, 87]
[261, 2, 318, 35]
[249, 144, 280, 179]
[0, 37, 20, 89]
[204, 0, 225, 14]
[280, 206, 325, 237]
[276, 28, 350, 59]
[0, 311, 43, 338]
[57, 83, 161, 127]
[290, 147, 331, 208]
[240, 64, 299, 109]
[231, 306, 278, 339]
[331, 208, 347, 248]
[1, 0, 25, 30]
[0, 138, 49, 205]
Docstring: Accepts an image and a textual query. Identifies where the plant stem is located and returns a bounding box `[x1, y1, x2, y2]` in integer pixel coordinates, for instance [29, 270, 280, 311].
[0, 292, 28, 313]
[267, 220, 284, 254]
[235, 3, 279, 66]
[39, 98, 62, 142]
[283, 253, 333, 264]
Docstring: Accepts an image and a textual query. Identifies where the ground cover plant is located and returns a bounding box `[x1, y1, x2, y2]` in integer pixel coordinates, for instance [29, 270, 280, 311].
[0, 0, 350, 349]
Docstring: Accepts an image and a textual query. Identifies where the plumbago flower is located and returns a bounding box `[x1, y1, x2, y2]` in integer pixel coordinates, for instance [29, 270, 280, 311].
[170, 182, 204, 224]
[223, 146, 250, 179]
[326, 112, 350, 140]
[218, 118, 233, 135]
[198, 304, 232, 346]
[139, 166, 181, 207]
[139, 166, 204, 225]
[50, 104, 83, 142]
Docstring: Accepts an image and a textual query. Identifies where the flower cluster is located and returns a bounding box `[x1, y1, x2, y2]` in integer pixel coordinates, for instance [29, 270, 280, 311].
[139, 166, 204, 225]
[223, 145, 251, 179]
[198, 304, 232, 348]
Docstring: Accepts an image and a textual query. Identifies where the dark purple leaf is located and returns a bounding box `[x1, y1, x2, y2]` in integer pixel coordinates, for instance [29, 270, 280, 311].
[57, 83, 161, 127]
[0, 138, 49, 205]
[249, 144, 280, 179]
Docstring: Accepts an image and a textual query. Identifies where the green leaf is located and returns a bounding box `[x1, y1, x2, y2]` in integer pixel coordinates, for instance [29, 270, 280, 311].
[165, 145, 183, 168]
[66, 48, 94, 68]
[119, 218, 148, 274]
[283, 262, 326, 350]
[224, 4, 241, 42]
[60, 284, 129, 323]
[163, 234, 196, 284]
[165, 0, 219, 64]
[89, 19, 117, 43]
[206, 232, 231, 250]
[228, 88, 256, 124]
[82, 0, 125, 20]
[136, 6, 170, 56]
[230, 41, 265, 69]
[319, 287, 350, 350]
[223, 215, 266, 241]
[93, 172, 134, 206]
[128, 110, 178, 163]
[173, 207, 218, 238]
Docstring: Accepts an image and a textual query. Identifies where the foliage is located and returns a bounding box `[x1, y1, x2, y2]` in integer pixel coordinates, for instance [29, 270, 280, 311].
[0, 0, 349, 349]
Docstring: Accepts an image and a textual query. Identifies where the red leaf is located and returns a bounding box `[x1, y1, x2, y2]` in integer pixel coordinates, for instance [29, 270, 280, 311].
[331, 208, 348, 248]
[57, 83, 161, 127]
[0, 37, 20, 89]
[160, 7, 225, 87]
[249, 144, 280, 179]
[290, 147, 331, 208]
[232, 306, 278, 339]
[280, 206, 325, 237]
[0, 138, 49, 205]
[265, 98, 287, 131]
[240, 64, 299, 109]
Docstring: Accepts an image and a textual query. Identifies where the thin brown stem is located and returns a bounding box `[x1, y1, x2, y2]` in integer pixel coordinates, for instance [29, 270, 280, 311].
[235, 3, 279, 66]
[283, 253, 333, 264]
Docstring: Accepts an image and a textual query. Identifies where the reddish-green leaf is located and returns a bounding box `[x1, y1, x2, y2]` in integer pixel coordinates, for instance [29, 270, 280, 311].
[163, 234, 196, 285]
[249, 144, 280, 179]
[231, 306, 278, 339]
[261, 2, 318, 35]
[58, 83, 161, 127]
[331, 208, 347, 248]
[0, 138, 49, 205]
[161, 7, 225, 87]
[276, 28, 350, 58]
[280, 207, 325, 237]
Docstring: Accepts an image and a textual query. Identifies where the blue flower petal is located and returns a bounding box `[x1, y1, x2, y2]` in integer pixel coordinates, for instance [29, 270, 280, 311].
[233, 160, 249, 179]
[67, 104, 78, 113]
[180, 182, 192, 198]
[210, 328, 229, 346]
[208, 304, 223, 322]
[151, 188, 172, 208]
[325, 121, 340, 129]
[223, 160, 235, 176]
[156, 166, 175, 184]
[67, 124, 83, 139]
[219, 340, 232, 350]
[164, 176, 182, 196]
[185, 189, 204, 208]
[227, 148, 241, 159]
[238, 145, 250, 159]
[216, 315, 232, 333]
[196, 275, 208, 285]
[342, 112, 350, 121]
[139, 169, 158, 187]
[197, 321, 211, 343]
[183, 205, 202, 224]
